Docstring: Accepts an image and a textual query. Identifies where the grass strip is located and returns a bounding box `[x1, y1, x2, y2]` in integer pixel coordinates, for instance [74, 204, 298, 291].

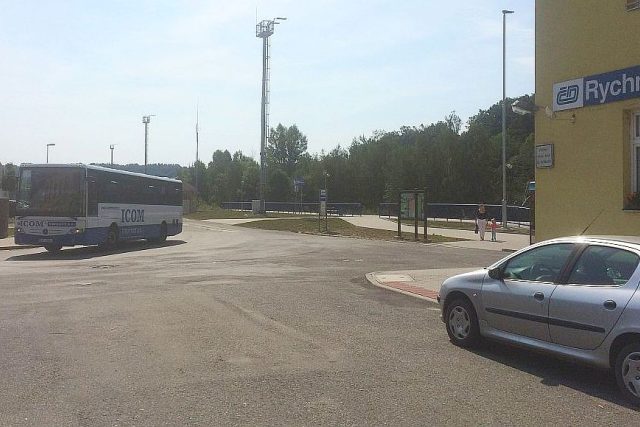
[238, 217, 466, 243]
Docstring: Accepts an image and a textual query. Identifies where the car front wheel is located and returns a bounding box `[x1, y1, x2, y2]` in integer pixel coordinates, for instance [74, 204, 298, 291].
[445, 298, 480, 348]
[615, 342, 640, 406]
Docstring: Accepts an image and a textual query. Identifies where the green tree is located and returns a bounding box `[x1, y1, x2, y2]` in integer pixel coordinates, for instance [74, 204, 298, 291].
[1, 163, 18, 195]
[267, 124, 308, 176]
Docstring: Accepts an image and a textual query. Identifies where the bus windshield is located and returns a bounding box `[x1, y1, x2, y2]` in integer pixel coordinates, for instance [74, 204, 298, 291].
[17, 167, 85, 217]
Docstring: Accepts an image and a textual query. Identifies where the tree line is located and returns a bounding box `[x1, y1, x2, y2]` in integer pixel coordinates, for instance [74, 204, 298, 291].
[179, 94, 535, 210]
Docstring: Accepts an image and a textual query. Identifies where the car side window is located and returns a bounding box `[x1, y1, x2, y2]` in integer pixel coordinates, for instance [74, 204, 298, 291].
[502, 243, 574, 282]
[567, 246, 639, 286]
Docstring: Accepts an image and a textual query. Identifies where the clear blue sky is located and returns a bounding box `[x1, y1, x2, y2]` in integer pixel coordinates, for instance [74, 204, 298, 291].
[0, 0, 534, 166]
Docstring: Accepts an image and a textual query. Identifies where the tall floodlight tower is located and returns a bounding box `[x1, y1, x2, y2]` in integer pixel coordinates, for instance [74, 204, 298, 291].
[256, 17, 286, 213]
[110, 144, 116, 165]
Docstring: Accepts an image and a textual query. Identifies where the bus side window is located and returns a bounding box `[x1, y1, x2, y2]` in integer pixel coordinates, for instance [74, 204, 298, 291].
[87, 179, 98, 216]
[173, 185, 182, 206]
[160, 183, 168, 205]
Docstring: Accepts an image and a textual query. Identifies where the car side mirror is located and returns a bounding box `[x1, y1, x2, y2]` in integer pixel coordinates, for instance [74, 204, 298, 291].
[488, 267, 504, 280]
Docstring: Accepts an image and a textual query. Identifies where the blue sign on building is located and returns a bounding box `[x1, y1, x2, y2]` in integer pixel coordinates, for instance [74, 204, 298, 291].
[553, 65, 640, 111]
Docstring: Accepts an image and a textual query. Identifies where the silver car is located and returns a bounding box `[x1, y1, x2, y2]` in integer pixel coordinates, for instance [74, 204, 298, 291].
[438, 236, 640, 405]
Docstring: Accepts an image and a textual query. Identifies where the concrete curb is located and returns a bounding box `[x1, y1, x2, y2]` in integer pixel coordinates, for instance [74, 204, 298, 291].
[0, 245, 37, 251]
[365, 272, 439, 304]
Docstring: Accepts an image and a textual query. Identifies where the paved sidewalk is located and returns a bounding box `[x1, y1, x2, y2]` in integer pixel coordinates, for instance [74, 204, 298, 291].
[365, 267, 482, 303]
[342, 215, 530, 252]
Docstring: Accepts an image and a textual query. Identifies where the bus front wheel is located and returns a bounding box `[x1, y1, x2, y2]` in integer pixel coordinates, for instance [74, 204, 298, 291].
[44, 244, 62, 253]
[101, 225, 119, 249]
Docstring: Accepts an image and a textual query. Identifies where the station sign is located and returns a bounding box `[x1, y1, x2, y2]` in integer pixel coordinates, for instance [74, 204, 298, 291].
[535, 144, 554, 168]
[319, 189, 327, 202]
[553, 65, 640, 111]
[293, 177, 305, 192]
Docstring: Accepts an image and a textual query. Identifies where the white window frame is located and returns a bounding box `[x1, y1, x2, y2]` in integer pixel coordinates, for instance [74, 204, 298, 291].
[632, 112, 640, 193]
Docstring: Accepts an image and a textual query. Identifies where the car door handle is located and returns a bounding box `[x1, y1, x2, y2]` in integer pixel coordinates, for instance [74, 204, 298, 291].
[534, 292, 545, 301]
[604, 300, 617, 310]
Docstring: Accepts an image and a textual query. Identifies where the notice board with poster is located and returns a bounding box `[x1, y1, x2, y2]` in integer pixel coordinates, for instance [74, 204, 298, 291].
[398, 189, 427, 240]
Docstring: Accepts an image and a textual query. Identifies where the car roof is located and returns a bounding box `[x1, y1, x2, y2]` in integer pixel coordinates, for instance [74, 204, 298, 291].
[542, 235, 640, 249]
[488, 235, 640, 269]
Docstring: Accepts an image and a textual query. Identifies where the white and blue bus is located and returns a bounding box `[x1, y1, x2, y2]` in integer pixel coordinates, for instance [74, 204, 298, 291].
[15, 164, 183, 252]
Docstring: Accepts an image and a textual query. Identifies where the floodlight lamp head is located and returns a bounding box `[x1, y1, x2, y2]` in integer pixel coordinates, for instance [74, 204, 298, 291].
[502, 9, 514, 14]
[275, 17, 287, 20]
[47, 143, 55, 147]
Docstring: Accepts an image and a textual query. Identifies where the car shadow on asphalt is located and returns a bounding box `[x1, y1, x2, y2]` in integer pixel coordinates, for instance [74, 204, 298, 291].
[6, 239, 187, 261]
[469, 340, 638, 410]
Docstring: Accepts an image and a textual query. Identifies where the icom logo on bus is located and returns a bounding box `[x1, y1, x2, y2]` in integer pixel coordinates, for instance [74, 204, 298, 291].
[16, 219, 45, 228]
[121, 209, 145, 223]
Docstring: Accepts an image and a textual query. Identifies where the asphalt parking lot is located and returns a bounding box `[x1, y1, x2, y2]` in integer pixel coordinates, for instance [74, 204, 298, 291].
[0, 220, 637, 425]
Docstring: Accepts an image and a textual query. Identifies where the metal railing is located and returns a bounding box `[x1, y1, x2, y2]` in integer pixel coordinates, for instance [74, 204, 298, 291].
[222, 201, 363, 216]
[378, 202, 531, 225]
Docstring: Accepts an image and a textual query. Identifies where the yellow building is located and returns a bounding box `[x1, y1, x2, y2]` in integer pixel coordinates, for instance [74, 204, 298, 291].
[535, 0, 640, 240]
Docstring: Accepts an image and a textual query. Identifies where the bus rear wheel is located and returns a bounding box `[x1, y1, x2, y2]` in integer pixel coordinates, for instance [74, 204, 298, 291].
[44, 244, 62, 253]
[148, 222, 167, 243]
[153, 222, 167, 243]
[158, 222, 168, 242]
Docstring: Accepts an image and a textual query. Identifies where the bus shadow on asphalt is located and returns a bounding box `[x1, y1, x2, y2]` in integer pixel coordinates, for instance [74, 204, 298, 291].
[468, 341, 636, 410]
[6, 240, 187, 261]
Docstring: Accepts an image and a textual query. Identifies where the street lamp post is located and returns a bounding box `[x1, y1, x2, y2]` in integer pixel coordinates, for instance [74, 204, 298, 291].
[142, 114, 155, 174]
[502, 9, 514, 229]
[195, 106, 199, 196]
[110, 144, 115, 165]
[46, 143, 55, 164]
[240, 179, 245, 209]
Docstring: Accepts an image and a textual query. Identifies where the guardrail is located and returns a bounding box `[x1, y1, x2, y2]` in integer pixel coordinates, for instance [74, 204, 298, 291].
[378, 202, 531, 225]
[221, 201, 363, 216]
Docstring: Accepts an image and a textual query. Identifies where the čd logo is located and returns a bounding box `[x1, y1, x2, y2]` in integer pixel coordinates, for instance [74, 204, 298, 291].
[557, 84, 580, 105]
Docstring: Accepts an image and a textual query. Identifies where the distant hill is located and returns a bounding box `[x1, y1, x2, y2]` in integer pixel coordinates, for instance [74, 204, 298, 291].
[91, 163, 183, 179]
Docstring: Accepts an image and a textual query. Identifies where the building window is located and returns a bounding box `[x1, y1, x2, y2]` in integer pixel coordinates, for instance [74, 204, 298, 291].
[627, 112, 640, 209]
[633, 113, 640, 193]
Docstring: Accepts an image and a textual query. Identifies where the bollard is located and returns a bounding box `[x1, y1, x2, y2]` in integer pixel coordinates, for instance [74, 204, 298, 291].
[0, 198, 8, 239]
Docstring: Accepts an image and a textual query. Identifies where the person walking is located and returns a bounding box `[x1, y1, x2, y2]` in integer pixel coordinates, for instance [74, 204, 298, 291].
[475, 204, 489, 241]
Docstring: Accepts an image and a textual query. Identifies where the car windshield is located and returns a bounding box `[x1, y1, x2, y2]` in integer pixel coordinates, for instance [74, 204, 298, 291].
[16, 167, 85, 217]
